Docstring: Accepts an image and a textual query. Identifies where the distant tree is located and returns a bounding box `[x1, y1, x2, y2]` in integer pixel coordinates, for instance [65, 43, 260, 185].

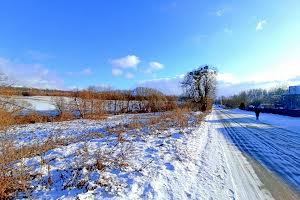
[181, 65, 217, 111]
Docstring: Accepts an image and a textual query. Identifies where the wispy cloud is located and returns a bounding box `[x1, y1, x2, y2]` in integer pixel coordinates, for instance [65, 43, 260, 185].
[67, 67, 92, 76]
[112, 68, 123, 76]
[26, 50, 54, 60]
[145, 61, 164, 73]
[215, 8, 226, 17]
[110, 55, 140, 68]
[188, 34, 209, 45]
[125, 72, 134, 79]
[81, 68, 92, 75]
[137, 74, 184, 95]
[0, 57, 63, 89]
[256, 20, 267, 31]
[217, 52, 300, 96]
[214, 6, 231, 17]
[224, 28, 233, 35]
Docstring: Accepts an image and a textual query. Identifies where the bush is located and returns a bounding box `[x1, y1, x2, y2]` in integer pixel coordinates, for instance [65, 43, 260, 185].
[21, 91, 31, 96]
[0, 109, 15, 132]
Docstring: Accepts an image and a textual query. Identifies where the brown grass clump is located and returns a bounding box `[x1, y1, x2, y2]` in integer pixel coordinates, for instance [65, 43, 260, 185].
[0, 139, 30, 198]
[0, 109, 15, 132]
[160, 108, 189, 128]
[126, 121, 142, 129]
[195, 113, 205, 125]
[125, 116, 142, 129]
[84, 113, 107, 120]
[147, 116, 160, 126]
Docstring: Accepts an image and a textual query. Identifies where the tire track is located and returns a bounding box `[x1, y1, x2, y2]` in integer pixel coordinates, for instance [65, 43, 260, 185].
[216, 110, 300, 194]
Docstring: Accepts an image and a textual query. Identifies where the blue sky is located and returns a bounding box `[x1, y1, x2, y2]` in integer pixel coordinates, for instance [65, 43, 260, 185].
[0, 0, 300, 96]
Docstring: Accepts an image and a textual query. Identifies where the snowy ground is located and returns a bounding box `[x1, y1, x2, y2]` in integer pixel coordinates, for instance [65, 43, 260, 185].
[3, 108, 300, 199]
[230, 108, 300, 133]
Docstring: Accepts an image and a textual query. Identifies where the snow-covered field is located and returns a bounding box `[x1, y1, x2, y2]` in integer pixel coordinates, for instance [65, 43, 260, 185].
[2, 108, 300, 199]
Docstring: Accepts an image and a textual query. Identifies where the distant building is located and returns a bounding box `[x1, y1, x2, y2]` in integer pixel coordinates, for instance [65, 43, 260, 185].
[288, 85, 300, 95]
[282, 85, 300, 110]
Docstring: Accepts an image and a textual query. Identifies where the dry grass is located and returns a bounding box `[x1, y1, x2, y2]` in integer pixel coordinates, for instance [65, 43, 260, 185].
[0, 134, 72, 198]
[147, 116, 161, 125]
[160, 108, 190, 128]
[0, 139, 30, 198]
[124, 116, 143, 129]
[12, 111, 107, 126]
[0, 109, 15, 132]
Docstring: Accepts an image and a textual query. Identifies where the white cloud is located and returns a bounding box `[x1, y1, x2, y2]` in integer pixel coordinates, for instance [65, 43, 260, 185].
[112, 68, 123, 76]
[125, 72, 134, 79]
[217, 72, 238, 84]
[66, 68, 92, 76]
[145, 61, 164, 73]
[256, 20, 267, 31]
[0, 57, 63, 89]
[137, 74, 184, 95]
[110, 55, 140, 68]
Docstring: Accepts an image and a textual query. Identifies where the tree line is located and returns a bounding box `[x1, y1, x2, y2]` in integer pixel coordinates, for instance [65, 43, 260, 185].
[0, 65, 218, 125]
[216, 86, 288, 109]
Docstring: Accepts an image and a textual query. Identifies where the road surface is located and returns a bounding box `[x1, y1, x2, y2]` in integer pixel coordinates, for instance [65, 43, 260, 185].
[149, 108, 300, 199]
[213, 108, 300, 199]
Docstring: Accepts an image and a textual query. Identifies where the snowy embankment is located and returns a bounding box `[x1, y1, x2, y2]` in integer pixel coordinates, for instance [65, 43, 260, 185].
[147, 112, 274, 200]
[3, 109, 285, 199]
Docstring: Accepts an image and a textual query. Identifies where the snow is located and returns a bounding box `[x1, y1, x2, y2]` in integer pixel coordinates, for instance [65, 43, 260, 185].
[12, 96, 58, 111]
[3, 108, 300, 199]
[230, 108, 300, 133]
[217, 108, 300, 195]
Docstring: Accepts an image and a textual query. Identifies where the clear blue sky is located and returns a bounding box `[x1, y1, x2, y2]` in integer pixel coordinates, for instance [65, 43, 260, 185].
[0, 0, 300, 96]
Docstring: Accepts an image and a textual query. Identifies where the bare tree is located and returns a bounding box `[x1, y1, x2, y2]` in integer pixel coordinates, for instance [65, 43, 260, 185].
[52, 96, 67, 116]
[181, 65, 217, 111]
[0, 73, 18, 131]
